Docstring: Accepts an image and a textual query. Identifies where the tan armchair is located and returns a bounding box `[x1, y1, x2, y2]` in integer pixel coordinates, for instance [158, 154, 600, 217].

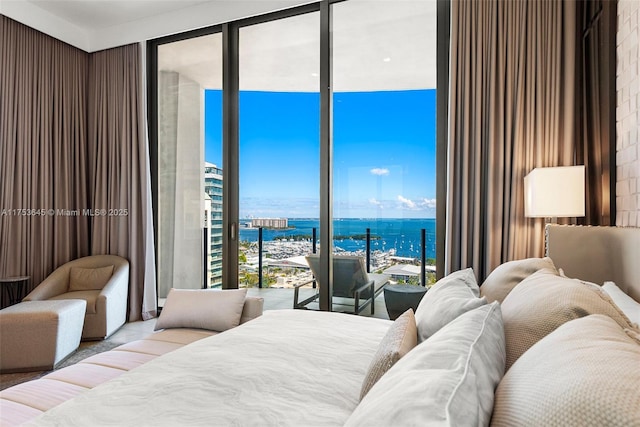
[24, 255, 129, 340]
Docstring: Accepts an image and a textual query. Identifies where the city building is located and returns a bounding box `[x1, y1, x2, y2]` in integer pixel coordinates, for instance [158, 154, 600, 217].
[251, 218, 288, 229]
[205, 163, 223, 288]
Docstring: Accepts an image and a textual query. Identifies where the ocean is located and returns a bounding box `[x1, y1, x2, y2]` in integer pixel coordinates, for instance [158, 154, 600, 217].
[239, 218, 436, 259]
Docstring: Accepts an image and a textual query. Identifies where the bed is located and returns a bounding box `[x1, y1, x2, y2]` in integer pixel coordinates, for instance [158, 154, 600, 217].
[14, 226, 640, 426]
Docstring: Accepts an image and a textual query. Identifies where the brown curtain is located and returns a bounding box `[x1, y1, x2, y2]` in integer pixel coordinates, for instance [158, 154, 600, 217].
[0, 16, 156, 319]
[0, 16, 90, 299]
[446, 0, 578, 280]
[87, 44, 157, 321]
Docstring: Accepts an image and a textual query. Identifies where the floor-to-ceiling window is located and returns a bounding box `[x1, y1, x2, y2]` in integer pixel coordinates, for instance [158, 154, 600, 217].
[150, 0, 437, 310]
[237, 12, 321, 289]
[155, 30, 223, 300]
[330, 0, 437, 285]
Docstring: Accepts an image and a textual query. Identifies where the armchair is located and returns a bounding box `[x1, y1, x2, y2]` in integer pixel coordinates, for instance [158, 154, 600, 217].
[295, 254, 389, 315]
[24, 255, 129, 340]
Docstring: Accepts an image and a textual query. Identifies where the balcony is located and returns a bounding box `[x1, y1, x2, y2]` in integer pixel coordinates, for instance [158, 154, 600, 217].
[233, 224, 436, 317]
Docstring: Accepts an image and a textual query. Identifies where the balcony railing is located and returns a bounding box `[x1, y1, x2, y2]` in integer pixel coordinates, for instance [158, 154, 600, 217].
[238, 227, 435, 289]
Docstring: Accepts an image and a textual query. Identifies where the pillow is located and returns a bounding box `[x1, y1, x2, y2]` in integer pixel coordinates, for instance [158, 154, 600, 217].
[154, 288, 248, 332]
[360, 309, 417, 400]
[602, 281, 640, 326]
[346, 302, 505, 427]
[501, 268, 634, 370]
[68, 265, 114, 291]
[480, 257, 557, 303]
[414, 268, 486, 342]
[492, 315, 640, 427]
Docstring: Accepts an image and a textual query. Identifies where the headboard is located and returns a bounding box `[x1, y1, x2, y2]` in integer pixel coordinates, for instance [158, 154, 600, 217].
[545, 225, 640, 303]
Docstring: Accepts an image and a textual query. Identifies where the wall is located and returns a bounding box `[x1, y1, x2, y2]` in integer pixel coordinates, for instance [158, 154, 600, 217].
[157, 71, 205, 298]
[617, 0, 640, 227]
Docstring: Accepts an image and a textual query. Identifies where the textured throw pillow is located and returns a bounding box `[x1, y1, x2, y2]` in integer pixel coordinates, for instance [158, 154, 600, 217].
[491, 315, 640, 427]
[414, 268, 486, 342]
[501, 268, 634, 370]
[360, 309, 417, 400]
[68, 265, 114, 291]
[602, 281, 640, 326]
[480, 257, 557, 303]
[346, 302, 505, 427]
[154, 288, 248, 332]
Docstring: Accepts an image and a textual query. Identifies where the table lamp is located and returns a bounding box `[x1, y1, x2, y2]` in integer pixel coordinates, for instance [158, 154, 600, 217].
[524, 165, 585, 223]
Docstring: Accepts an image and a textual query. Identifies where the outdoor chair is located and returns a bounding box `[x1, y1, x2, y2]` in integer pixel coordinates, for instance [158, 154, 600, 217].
[294, 254, 390, 315]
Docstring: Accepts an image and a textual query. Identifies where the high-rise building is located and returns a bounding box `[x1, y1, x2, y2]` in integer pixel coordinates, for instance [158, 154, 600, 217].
[204, 163, 223, 288]
[251, 218, 288, 228]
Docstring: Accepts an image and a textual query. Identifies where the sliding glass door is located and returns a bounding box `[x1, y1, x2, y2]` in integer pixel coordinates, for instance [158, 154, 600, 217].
[238, 12, 320, 289]
[331, 0, 437, 284]
[151, 0, 438, 308]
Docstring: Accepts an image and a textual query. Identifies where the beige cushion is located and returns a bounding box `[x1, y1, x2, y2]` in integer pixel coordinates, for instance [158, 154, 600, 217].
[0, 379, 88, 412]
[480, 257, 556, 303]
[360, 309, 417, 400]
[49, 290, 100, 314]
[501, 268, 634, 370]
[68, 265, 114, 291]
[414, 268, 486, 342]
[154, 288, 248, 332]
[491, 315, 640, 427]
[346, 302, 505, 427]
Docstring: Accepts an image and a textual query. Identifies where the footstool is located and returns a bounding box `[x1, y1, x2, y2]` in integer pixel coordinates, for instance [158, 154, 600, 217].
[0, 300, 86, 373]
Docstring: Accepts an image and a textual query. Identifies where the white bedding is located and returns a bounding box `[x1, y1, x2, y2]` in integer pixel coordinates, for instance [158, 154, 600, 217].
[27, 310, 391, 427]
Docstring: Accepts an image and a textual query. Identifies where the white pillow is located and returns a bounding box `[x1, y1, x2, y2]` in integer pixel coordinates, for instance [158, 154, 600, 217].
[155, 288, 247, 332]
[345, 302, 505, 427]
[492, 315, 640, 426]
[500, 269, 634, 370]
[602, 281, 640, 326]
[480, 257, 557, 303]
[414, 268, 486, 342]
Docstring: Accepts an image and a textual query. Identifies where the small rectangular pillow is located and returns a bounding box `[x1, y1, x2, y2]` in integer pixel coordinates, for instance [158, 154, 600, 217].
[69, 265, 114, 291]
[360, 309, 417, 400]
[155, 288, 248, 332]
[346, 302, 505, 427]
[414, 268, 486, 342]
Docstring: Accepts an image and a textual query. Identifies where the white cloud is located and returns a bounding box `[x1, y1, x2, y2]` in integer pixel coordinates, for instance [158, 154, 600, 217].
[370, 168, 390, 176]
[421, 198, 436, 209]
[397, 195, 416, 209]
[369, 198, 384, 208]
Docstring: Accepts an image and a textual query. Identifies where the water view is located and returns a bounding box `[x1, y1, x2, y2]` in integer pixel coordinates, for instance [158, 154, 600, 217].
[240, 218, 436, 259]
[238, 218, 436, 289]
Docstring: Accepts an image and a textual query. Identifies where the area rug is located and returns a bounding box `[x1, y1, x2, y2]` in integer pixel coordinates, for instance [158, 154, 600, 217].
[0, 340, 120, 391]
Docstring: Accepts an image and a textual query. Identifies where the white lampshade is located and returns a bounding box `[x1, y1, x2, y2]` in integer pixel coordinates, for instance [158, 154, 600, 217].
[524, 166, 585, 218]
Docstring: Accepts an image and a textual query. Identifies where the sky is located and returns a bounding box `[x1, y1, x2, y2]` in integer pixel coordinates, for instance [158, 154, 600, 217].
[204, 89, 436, 219]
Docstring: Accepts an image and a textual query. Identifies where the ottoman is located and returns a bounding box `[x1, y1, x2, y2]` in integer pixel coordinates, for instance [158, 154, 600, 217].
[0, 300, 86, 373]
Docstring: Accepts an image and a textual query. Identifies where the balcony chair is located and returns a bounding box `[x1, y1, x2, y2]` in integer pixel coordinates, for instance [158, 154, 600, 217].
[295, 254, 390, 315]
[23, 255, 129, 340]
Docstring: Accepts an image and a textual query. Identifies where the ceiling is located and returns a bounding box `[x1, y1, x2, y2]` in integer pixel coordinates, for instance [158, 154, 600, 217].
[158, 0, 437, 92]
[28, 0, 213, 30]
[1, 0, 437, 91]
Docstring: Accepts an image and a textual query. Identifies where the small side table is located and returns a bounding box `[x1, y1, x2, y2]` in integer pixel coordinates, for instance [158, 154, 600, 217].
[0, 276, 30, 307]
[384, 284, 428, 320]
